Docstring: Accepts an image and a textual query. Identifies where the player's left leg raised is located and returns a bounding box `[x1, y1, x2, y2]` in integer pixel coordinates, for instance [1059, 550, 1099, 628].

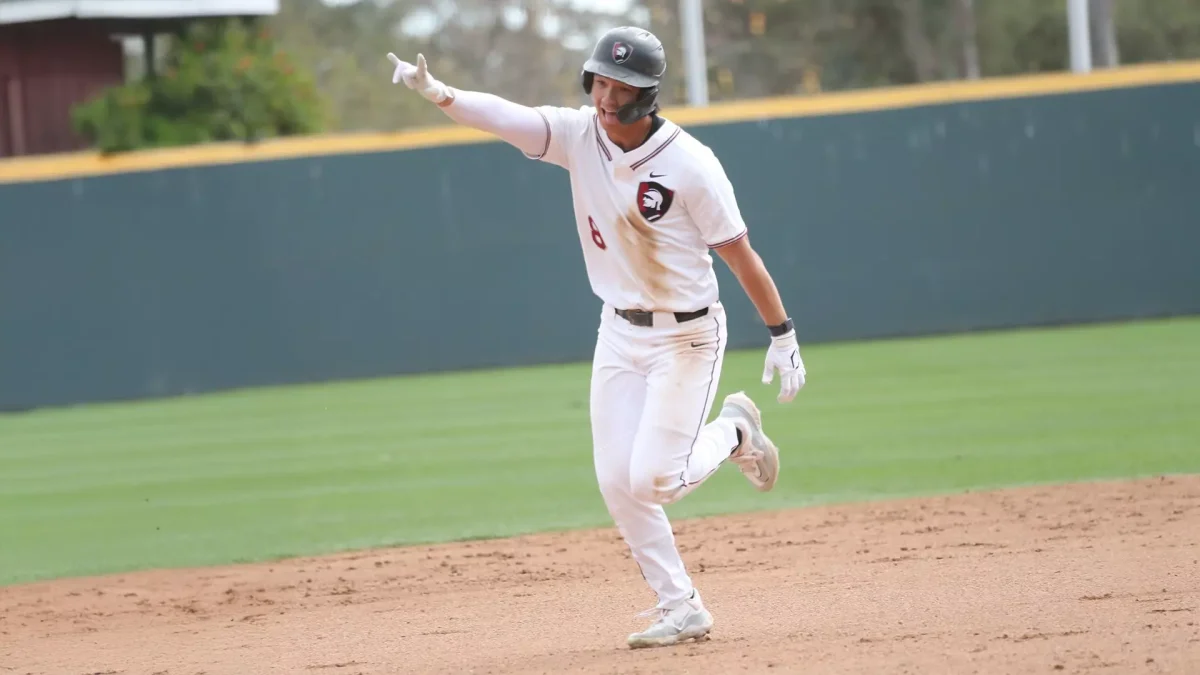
[626, 315, 780, 506]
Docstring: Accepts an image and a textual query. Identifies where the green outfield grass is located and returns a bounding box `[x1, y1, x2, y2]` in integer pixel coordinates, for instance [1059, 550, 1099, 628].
[2, 317, 1198, 586]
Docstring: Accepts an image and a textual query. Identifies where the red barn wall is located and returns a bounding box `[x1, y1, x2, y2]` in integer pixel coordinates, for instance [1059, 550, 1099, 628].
[0, 19, 125, 157]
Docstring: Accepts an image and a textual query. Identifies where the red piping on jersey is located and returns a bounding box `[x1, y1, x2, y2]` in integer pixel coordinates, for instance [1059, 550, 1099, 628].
[593, 115, 612, 161]
[533, 109, 551, 160]
[710, 229, 748, 249]
[630, 127, 681, 171]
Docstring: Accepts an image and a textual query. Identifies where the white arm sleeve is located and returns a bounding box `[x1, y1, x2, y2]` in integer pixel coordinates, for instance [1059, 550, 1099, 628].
[439, 90, 551, 160]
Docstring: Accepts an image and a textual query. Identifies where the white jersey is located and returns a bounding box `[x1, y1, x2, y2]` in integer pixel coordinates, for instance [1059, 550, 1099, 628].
[525, 105, 748, 313]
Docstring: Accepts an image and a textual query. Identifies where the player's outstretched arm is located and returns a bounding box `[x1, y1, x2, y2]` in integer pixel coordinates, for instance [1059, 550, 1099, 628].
[714, 238, 806, 403]
[387, 52, 548, 158]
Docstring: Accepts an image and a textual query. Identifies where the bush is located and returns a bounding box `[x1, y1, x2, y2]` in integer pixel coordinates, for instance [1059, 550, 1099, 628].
[73, 19, 327, 153]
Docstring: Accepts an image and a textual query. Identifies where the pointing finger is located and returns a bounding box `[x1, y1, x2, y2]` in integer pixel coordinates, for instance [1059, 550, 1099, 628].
[416, 53, 428, 78]
[388, 53, 406, 83]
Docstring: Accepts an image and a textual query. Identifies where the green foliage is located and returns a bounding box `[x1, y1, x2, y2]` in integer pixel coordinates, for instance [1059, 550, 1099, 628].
[1113, 0, 1200, 63]
[640, 0, 1200, 105]
[262, 0, 623, 133]
[72, 19, 327, 153]
[69, 1, 1200, 139]
[265, 0, 443, 133]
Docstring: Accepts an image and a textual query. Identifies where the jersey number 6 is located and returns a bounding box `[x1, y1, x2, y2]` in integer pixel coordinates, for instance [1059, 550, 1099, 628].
[588, 216, 607, 250]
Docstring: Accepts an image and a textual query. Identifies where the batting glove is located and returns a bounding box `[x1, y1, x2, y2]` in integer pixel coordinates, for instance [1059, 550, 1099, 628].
[762, 328, 806, 403]
[387, 53, 453, 106]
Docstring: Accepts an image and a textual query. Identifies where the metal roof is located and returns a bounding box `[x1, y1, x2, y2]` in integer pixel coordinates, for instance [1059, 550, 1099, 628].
[0, 0, 279, 24]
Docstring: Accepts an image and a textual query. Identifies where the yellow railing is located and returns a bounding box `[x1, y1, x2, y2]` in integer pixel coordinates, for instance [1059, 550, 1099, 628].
[2, 59, 1199, 186]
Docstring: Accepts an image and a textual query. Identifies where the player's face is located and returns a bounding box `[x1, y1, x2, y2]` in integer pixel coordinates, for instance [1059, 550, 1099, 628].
[591, 75, 641, 128]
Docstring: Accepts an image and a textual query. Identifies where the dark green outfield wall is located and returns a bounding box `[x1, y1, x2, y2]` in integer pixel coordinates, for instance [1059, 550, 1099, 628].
[3, 82, 1199, 410]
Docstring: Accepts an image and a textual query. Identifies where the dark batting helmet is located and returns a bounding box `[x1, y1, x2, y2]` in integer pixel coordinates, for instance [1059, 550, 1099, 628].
[581, 26, 666, 125]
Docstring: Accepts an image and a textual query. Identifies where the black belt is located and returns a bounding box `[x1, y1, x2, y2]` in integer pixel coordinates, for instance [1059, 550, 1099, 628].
[615, 307, 708, 327]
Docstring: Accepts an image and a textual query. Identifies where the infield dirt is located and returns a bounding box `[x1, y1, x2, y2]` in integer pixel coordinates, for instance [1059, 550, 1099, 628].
[3, 474, 1198, 674]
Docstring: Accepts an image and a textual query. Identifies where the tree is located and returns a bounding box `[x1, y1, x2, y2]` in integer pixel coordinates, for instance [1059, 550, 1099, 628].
[1110, 0, 1200, 64]
[72, 18, 327, 153]
[264, 0, 641, 132]
[265, 0, 441, 132]
[76, 0, 1200, 146]
[633, 0, 1200, 102]
[401, 0, 642, 109]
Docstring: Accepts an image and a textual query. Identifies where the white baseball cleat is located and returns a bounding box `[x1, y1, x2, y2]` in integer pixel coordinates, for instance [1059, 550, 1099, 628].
[720, 391, 780, 492]
[627, 589, 714, 649]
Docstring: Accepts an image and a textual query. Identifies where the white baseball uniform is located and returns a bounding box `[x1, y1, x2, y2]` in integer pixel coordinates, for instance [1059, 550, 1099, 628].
[523, 104, 748, 607]
[381, 58, 785, 611]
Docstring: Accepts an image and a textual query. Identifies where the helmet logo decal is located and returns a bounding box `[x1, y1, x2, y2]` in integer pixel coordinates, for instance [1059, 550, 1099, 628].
[612, 42, 632, 64]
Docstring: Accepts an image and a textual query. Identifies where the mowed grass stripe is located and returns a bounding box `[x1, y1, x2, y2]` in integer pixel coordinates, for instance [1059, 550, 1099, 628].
[0, 373, 577, 456]
[1, 317, 1197, 586]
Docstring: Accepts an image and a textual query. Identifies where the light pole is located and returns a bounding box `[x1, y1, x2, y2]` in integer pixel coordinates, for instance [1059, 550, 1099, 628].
[679, 0, 709, 106]
[1067, 0, 1093, 73]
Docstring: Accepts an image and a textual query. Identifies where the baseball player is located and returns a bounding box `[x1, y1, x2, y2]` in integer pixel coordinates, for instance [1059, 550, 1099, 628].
[387, 26, 806, 649]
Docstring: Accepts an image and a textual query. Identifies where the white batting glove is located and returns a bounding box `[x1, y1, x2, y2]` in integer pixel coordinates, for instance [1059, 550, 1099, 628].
[387, 52, 452, 105]
[762, 329, 806, 403]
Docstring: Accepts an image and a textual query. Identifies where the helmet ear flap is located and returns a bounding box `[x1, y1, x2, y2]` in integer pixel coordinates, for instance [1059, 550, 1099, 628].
[614, 86, 659, 125]
[581, 71, 594, 94]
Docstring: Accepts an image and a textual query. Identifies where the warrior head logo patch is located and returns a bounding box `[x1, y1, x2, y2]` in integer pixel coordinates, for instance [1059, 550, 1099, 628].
[612, 42, 632, 64]
[637, 181, 674, 222]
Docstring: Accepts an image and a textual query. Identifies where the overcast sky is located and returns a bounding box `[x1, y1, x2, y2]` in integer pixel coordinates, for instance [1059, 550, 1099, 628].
[321, 0, 636, 11]
[557, 0, 635, 11]
[366, 0, 647, 48]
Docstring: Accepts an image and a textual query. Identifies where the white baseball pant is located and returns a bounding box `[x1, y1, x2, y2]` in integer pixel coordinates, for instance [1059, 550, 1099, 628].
[590, 301, 741, 608]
